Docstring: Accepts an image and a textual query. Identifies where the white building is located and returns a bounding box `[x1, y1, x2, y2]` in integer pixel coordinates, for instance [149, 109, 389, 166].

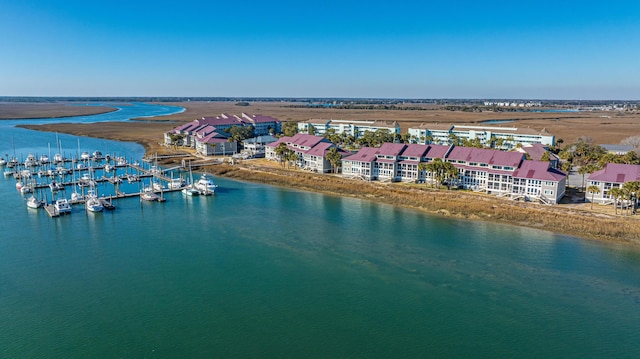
[407, 124, 555, 149]
[297, 119, 400, 138]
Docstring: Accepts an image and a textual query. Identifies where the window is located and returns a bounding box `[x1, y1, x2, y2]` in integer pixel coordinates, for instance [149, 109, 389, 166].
[544, 189, 554, 195]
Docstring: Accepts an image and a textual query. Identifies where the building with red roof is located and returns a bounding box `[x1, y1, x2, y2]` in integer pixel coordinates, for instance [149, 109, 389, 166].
[265, 134, 344, 173]
[342, 143, 566, 203]
[587, 163, 640, 204]
[512, 160, 567, 204]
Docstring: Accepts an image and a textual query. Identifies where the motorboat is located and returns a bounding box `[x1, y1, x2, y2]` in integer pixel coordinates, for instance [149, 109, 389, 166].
[168, 177, 185, 189]
[26, 196, 43, 209]
[152, 182, 164, 192]
[141, 191, 160, 201]
[54, 198, 72, 214]
[24, 153, 37, 167]
[92, 151, 103, 161]
[49, 180, 65, 192]
[194, 173, 218, 195]
[0, 157, 6, 166]
[71, 190, 84, 202]
[85, 190, 103, 212]
[181, 185, 200, 196]
[53, 153, 64, 164]
[8, 157, 19, 168]
[39, 154, 50, 164]
[78, 173, 96, 187]
[80, 151, 90, 160]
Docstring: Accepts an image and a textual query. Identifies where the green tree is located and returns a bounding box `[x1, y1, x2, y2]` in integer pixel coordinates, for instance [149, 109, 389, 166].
[307, 124, 316, 135]
[282, 121, 299, 137]
[167, 133, 186, 149]
[274, 143, 289, 168]
[577, 164, 599, 191]
[540, 151, 551, 162]
[586, 185, 600, 209]
[326, 147, 342, 174]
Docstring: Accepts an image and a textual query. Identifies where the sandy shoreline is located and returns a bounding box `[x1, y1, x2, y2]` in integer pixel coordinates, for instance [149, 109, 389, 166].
[13, 101, 640, 245]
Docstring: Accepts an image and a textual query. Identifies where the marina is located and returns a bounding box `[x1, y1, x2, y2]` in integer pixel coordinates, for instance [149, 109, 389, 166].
[2, 149, 219, 217]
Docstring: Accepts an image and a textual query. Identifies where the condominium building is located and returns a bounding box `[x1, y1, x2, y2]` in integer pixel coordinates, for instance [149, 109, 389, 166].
[342, 143, 566, 204]
[297, 119, 400, 138]
[407, 124, 555, 149]
[587, 163, 640, 204]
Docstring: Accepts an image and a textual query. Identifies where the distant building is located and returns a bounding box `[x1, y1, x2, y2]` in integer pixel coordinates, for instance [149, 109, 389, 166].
[407, 124, 555, 149]
[164, 113, 282, 156]
[601, 144, 635, 155]
[297, 119, 400, 138]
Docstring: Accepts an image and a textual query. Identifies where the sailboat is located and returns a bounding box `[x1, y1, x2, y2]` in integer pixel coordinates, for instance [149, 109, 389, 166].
[181, 161, 200, 196]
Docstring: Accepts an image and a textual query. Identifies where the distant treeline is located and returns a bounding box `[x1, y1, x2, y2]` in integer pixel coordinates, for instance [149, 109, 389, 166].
[1, 96, 637, 106]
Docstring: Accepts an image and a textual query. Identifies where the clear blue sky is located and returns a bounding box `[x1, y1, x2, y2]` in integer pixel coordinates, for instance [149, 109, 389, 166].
[1, 0, 639, 99]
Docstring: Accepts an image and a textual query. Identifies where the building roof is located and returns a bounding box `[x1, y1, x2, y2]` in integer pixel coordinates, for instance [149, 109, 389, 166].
[305, 142, 334, 157]
[447, 147, 523, 167]
[400, 144, 431, 158]
[512, 160, 566, 181]
[289, 133, 327, 149]
[377, 143, 406, 157]
[601, 144, 635, 154]
[240, 113, 281, 124]
[342, 147, 379, 163]
[588, 163, 640, 184]
[424, 144, 451, 158]
[244, 135, 278, 144]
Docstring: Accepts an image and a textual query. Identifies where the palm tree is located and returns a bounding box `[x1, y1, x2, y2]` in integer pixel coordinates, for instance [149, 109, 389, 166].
[425, 159, 445, 188]
[609, 187, 624, 215]
[586, 185, 600, 209]
[578, 164, 598, 191]
[326, 147, 342, 174]
[274, 143, 289, 168]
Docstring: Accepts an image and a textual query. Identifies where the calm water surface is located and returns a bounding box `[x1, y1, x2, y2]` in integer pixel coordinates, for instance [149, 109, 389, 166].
[0, 104, 639, 358]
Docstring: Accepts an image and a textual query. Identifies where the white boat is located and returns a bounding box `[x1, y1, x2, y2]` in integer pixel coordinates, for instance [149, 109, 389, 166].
[152, 182, 164, 192]
[26, 196, 43, 209]
[24, 153, 37, 167]
[54, 198, 72, 214]
[181, 185, 200, 196]
[141, 191, 160, 201]
[85, 190, 103, 212]
[53, 153, 64, 164]
[71, 190, 84, 202]
[92, 151, 103, 161]
[80, 151, 90, 160]
[3, 168, 13, 177]
[104, 164, 113, 173]
[168, 177, 185, 189]
[49, 180, 65, 192]
[194, 173, 218, 195]
[7, 157, 19, 168]
[0, 157, 6, 166]
[78, 173, 96, 187]
[57, 166, 70, 175]
[126, 173, 140, 183]
[39, 154, 50, 164]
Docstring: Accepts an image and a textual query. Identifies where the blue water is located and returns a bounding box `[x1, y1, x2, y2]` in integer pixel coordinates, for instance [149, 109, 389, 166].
[1, 104, 639, 358]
